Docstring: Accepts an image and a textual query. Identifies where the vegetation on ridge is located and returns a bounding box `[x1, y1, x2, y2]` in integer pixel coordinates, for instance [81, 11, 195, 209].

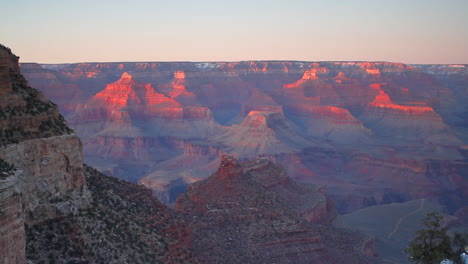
[0, 43, 13, 55]
[0, 46, 73, 146]
[26, 165, 196, 264]
[0, 158, 15, 179]
[406, 212, 468, 264]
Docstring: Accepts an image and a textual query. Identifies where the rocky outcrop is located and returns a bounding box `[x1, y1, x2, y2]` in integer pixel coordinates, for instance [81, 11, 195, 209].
[0, 159, 25, 264]
[0, 135, 91, 223]
[176, 156, 376, 264]
[0, 45, 90, 223]
[177, 156, 334, 223]
[169, 70, 198, 104]
[0, 52, 73, 146]
[0, 44, 91, 263]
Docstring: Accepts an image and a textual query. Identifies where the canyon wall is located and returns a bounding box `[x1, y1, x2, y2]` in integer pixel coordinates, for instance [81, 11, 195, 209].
[0, 45, 91, 263]
[0, 162, 25, 264]
[21, 60, 468, 213]
[0, 135, 90, 223]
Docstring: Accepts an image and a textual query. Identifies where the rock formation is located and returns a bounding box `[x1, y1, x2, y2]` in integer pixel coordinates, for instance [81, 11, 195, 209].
[211, 110, 312, 156]
[0, 159, 25, 264]
[169, 70, 198, 104]
[359, 83, 458, 145]
[0, 44, 91, 263]
[176, 155, 376, 264]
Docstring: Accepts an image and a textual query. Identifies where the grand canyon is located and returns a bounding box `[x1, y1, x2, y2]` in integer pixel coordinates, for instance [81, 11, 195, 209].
[1, 42, 467, 264]
[20, 60, 468, 213]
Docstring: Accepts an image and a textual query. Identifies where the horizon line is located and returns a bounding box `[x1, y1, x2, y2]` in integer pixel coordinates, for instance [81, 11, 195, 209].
[19, 60, 468, 66]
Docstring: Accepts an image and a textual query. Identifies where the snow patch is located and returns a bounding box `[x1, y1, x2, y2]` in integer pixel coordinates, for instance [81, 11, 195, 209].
[195, 63, 220, 70]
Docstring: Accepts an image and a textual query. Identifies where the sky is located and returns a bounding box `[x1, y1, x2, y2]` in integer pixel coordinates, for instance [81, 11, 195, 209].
[2, 0, 468, 64]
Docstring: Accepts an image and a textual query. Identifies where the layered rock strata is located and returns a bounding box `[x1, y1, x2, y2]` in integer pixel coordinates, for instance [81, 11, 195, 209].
[176, 156, 375, 264]
[0, 160, 25, 264]
[0, 44, 90, 263]
[21, 59, 468, 212]
[0, 135, 90, 223]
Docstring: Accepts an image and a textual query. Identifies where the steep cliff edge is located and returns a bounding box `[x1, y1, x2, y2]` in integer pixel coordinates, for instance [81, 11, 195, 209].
[0, 159, 25, 264]
[0, 44, 91, 263]
[0, 44, 91, 223]
[0, 135, 91, 223]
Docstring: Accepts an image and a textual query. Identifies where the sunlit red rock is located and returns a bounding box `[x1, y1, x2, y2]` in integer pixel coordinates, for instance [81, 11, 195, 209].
[360, 83, 459, 145]
[168, 70, 197, 104]
[284, 69, 320, 88]
[360, 62, 382, 76]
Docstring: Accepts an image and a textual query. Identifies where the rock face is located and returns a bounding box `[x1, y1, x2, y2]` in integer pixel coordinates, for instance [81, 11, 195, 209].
[0, 135, 90, 223]
[0, 44, 90, 263]
[359, 83, 457, 144]
[22, 60, 468, 213]
[176, 156, 375, 264]
[0, 160, 25, 264]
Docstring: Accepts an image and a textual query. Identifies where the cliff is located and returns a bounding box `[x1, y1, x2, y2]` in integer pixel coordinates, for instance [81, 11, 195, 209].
[0, 44, 91, 263]
[0, 159, 25, 264]
[0, 135, 91, 223]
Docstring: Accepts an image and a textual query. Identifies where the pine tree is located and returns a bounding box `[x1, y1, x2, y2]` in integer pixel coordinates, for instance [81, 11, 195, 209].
[405, 211, 453, 264]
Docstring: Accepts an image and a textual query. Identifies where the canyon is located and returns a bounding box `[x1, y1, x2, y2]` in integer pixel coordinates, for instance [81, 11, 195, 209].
[2, 44, 382, 263]
[21, 60, 468, 214]
[0, 44, 200, 264]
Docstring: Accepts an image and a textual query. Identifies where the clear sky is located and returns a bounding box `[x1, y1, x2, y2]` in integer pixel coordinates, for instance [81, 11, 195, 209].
[2, 0, 468, 64]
